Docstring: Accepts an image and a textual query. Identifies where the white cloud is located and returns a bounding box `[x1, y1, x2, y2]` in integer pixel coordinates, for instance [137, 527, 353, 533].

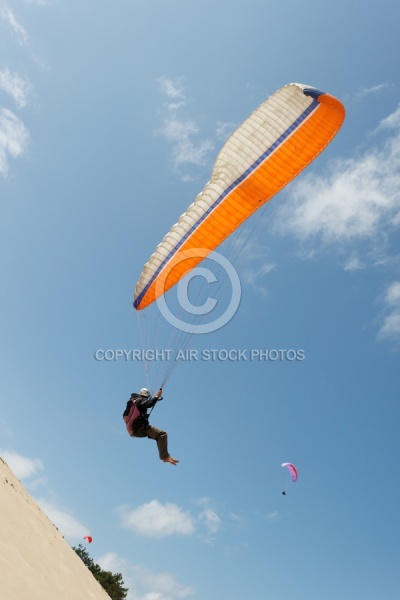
[266, 510, 279, 521]
[0, 108, 30, 176]
[98, 553, 195, 600]
[378, 281, 400, 341]
[355, 83, 392, 100]
[343, 253, 364, 272]
[0, 4, 28, 46]
[274, 104, 400, 342]
[231, 235, 276, 297]
[277, 104, 400, 247]
[158, 117, 213, 169]
[240, 261, 275, 297]
[0, 449, 44, 479]
[216, 120, 236, 141]
[194, 496, 212, 507]
[227, 511, 244, 523]
[160, 118, 198, 141]
[378, 104, 400, 131]
[117, 500, 195, 538]
[36, 497, 89, 540]
[156, 77, 214, 174]
[0, 68, 31, 108]
[158, 76, 186, 110]
[199, 508, 221, 534]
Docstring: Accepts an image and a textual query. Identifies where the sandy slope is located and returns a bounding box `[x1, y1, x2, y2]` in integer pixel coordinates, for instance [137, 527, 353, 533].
[0, 458, 109, 600]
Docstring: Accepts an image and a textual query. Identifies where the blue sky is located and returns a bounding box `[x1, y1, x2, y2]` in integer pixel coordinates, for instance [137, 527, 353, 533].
[1, 1, 399, 599]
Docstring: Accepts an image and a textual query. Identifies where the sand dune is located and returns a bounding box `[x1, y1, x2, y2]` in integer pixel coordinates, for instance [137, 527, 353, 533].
[0, 458, 109, 600]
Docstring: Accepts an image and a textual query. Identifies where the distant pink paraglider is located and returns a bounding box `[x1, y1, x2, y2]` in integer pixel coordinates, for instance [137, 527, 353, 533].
[281, 462, 298, 482]
[84, 536, 93, 544]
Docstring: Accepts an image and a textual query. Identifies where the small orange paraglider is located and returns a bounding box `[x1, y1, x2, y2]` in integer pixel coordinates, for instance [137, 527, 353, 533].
[83, 535, 93, 543]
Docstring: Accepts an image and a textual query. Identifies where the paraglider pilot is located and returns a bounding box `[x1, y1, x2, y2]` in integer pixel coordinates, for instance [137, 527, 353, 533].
[123, 388, 179, 465]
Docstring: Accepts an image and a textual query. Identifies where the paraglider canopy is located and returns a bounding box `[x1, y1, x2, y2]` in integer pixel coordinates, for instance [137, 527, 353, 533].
[133, 82, 345, 311]
[132, 82, 345, 389]
[281, 462, 298, 482]
[83, 535, 93, 543]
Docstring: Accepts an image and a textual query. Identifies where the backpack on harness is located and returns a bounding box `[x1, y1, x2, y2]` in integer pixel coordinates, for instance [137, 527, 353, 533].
[123, 398, 141, 436]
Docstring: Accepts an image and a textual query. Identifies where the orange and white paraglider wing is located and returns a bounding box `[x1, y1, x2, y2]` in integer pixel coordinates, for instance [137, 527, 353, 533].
[133, 83, 345, 310]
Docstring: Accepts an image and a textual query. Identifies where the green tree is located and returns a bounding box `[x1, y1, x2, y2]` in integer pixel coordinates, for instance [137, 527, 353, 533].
[73, 544, 128, 600]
